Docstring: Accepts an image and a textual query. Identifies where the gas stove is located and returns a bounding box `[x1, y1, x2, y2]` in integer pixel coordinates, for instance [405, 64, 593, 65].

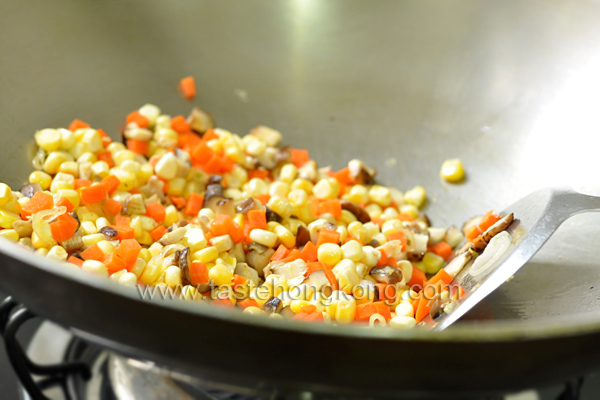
[1, 292, 597, 400]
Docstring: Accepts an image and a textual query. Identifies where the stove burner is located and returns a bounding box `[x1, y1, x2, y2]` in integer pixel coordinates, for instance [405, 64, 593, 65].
[0, 296, 587, 400]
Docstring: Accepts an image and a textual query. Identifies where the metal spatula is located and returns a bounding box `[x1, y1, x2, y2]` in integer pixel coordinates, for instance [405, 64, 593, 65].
[431, 187, 600, 331]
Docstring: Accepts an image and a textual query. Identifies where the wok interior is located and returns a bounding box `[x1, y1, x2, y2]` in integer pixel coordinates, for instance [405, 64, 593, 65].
[2, 0, 600, 328]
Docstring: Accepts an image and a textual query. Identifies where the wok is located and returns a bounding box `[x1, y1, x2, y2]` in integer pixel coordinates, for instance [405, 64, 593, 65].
[2, 0, 600, 398]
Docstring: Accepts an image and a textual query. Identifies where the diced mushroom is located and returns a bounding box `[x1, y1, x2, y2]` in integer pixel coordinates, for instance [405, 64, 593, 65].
[265, 207, 282, 223]
[348, 159, 376, 185]
[178, 247, 192, 285]
[407, 252, 425, 263]
[159, 227, 187, 246]
[250, 126, 282, 147]
[369, 265, 402, 284]
[427, 227, 446, 245]
[205, 196, 235, 217]
[205, 184, 224, 201]
[236, 197, 262, 214]
[472, 213, 515, 252]
[262, 296, 283, 314]
[246, 248, 275, 277]
[60, 232, 83, 252]
[208, 175, 223, 186]
[340, 200, 370, 223]
[247, 242, 270, 254]
[444, 251, 472, 278]
[139, 176, 166, 201]
[414, 214, 431, 229]
[187, 107, 215, 134]
[20, 183, 42, 198]
[295, 225, 310, 247]
[271, 259, 308, 284]
[275, 145, 292, 166]
[122, 194, 147, 215]
[99, 226, 118, 240]
[303, 270, 331, 292]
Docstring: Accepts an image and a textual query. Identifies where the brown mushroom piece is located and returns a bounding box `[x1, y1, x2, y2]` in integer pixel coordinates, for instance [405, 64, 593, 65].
[208, 175, 223, 186]
[429, 296, 443, 319]
[407, 252, 425, 263]
[295, 225, 310, 247]
[472, 213, 515, 251]
[340, 200, 371, 223]
[265, 207, 282, 223]
[275, 145, 292, 166]
[205, 183, 224, 201]
[262, 297, 283, 314]
[348, 159, 376, 185]
[99, 226, 118, 240]
[187, 107, 215, 134]
[205, 196, 235, 217]
[246, 248, 275, 277]
[236, 197, 262, 215]
[369, 265, 403, 284]
[60, 232, 84, 252]
[178, 248, 192, 285]
[20, 183, 42, 198]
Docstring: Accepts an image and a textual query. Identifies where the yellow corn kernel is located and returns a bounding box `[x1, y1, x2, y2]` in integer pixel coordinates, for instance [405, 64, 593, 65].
[120, 159, 141, 176]
[440, 158, 465, 183]
[4, 197, 21, 215]
[0, 209, 20, 229]
[341, 240, 363, 262]
[91, 161, 110, 179]
[163, 205, 179, 227]
[96, 240, 116, 254]
[269, 181, 290, 198]
[50, 173, 75, 193]
[31, 232, 53, 249]
[164, 265, 182, 287]
[79, 211, 99, 223]
[381, 219, 403, 233]
[290, 299, 313, 314]
[209, 264, 233, 286]
[43, 151, 73, 175]
[347, 221, 369, 245]
[167, 177, 186, 196]
[29, 171, 52, 190]
[243, 306, 265, 316]
[268, 222, 295, 248]
[192, 246, 219, 263]
[369, 185, 392, 207]
[57, 161, 79, 177]
[81, 129, 103, 153]
[0, 229, 19, 242]
[282, 218, 302, 237]
[267, 196, 292, 219]
[365, 203, 383, 219]
[138, 163, 153, 186]
[68, 142, 86, 160]
[313, 178, 338, 199]
[113, 149, 136, 166]
[35, 129, 62, 152]
[249, 229, 277, 248]
[59, 129, 75, 150]
[138, 231, 153, 246]
[47, 245, 68, 261]
[317, 243, 342, 266]
[296, 203, 317, 225]
[399, 204, 420, 220]
[404, 186, 426, 208]
[361, 246, 380, 268]
[107, 142, 125, 154]
[112, 169, 138, 192]
[290, 178, 313, 194]
[77, 152, 97, 164]
[246, 178, 269, 197]
[279, 163, 298, 183]
[344, 185, 369, 204]
[0, 183, 14, 207]
[82, 233, 105, 246]
[139, 260, 162, 284]
[80, 221, 98, 235]
[139, 248, 152, 263]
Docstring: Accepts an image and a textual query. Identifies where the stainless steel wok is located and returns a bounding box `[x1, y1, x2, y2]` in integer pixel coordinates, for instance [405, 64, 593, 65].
[2, 0, 600, 398]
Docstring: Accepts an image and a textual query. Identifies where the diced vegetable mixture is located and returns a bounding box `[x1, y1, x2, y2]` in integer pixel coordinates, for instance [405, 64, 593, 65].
[0, 101, 511, 329]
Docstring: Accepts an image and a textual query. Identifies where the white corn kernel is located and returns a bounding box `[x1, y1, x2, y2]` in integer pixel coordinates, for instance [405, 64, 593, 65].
[361, 246, 380, 268]
[395, 302, 415, 318]
[341, 240, 363, 262]
[249, 229, 277, 248]
[155, 153, 179, 180]
[389, 316, 416, 329]
[369, 185, 392, 207]
[82, 260, 109, 277]
[118, 272, 138, 287]
[165, 265, 182, 287]
[81, 221, 98, 235]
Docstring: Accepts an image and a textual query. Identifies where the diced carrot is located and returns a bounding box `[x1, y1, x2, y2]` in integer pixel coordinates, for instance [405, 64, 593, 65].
[203, 129, 219, 141]
[126, 139, 149, 156]
[81, 244, 104, 261]
[248, 169, 270, 180]
[102, 198, 122, 216]
[102, 253, 128, 274]
[232, 274, 247, 288]
[126, 110, 149, 128]
[74, 179, 92, 189]
[203, 154, 224, 174]
[292, 312, 309, 320]
[179, 76, 196, 100]
[429, 241, 453, 261]
[190, 261, 209, 285]
[280, 249, 302, 263]
[254, 194, 270, 205]
[356, 301, 391, 321]
[385, 229, 407, 251]
[300, 241, 318, 262]
[100, 175, 121, 194]
[20, 192, 54, 219]
[427, 269, 454, 287]
[375, 283, 397, 304]
[412, 295, 422, 314]
[80, 185, 107, 205]
[178, 132, 202, 153]
[247, 209, 267, 231]
[371, 217, 385, 228]
[170, 115, 191, 134]
[113, 225, 135, 240]
[397, 213, 414, 222]
[184, 192, 203, 216]
[114, 215, 131, 226]
[191, 142, 214, 165]
[465, 224, 482, 242]
[271, 244, 291, 261]
[55, 197, 74, 213]
[220, 156, 234, 173]
[303, 311, 325, 322]
[150, 225, 167, 241]
[49, 214, 79, 242]
[415, 296, 432, 323]
[168, 195, 186, 210]
[290, 149, 310, 168]
[479, 210, 502, 232]
[322, 263, 338, 290]
[300, 304, 317, 314]
[97, 151, 114, 168]
[67, 256, 84, 267]
[305, 261, 325, 276]
[116, 238, 142, 264]
[316, 229, 341, 247]
[407, 265, 427, 292]
[229, 222, 245, 244]
[333, 167, 354, 185]
[145, 202, 166, 224]
[312, 199, 342, 218]
[237, 298, 259, 310]
[210, 214, 235, 236]
[97, 129, 112, 148]
[68, 119, 90, 131]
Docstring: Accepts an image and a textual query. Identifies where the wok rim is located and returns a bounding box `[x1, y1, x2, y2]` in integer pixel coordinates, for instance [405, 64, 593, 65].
[1, 240, 598, 343]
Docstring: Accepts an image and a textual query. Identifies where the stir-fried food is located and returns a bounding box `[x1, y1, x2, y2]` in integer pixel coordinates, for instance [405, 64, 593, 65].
[0, 103, 512, 328]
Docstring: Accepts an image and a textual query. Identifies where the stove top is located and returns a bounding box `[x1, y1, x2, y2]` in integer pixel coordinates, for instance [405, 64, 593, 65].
[2, 291, 599, 400]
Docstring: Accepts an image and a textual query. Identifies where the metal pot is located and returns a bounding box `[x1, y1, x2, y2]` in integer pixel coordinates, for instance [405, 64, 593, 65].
[1, 1, 600, 397]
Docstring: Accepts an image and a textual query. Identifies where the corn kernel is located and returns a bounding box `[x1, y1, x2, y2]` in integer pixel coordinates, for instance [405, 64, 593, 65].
[139, 260, 162, 284]
[35, 129, 62, 152]
[82, 260, 109, 277]
[249, 229, 277, 248]
[167, 177, 186, 196]
[404, 186, 426, 208]
[243, 306, 265, 316]
[341, 240, 363, 262]
[345, 185, 369, 204]
[29, 171, 52, 190]
[209, 264, 234, 286]
[0, 229, 19, 242]
[369, 185, 392, 207]
[192, 246, 219, 263]
[440, 158, 465, 183]
[78, 152, 97, 164]
[139, 249, 152, 263]
[81, 221, 98, 235]
[361, 246, 380, 268]
[165, 265, 182, 287]
[47, 245, 68, 261]
[97, 240, 116, 254]
[313, 178, 338, 199]
[81, 129, 103, 153]
[270, 223, 295, 248]
[164, 205, 179, 227]
[279, 164, 298, 183]
[59, 128, 76, 150]
[400, 204, 420, 220]
[43, 151, 73, 175]
[82, 233, 105, 246]
[347, 221, 369, 244]
[0, 209, 20, 229]
[317, 243, 342, 266]
[290, 178, 313, 194]
[57, 161, 79, 177]
[422, 252, 445, 274]
[267, 196, 292, 219]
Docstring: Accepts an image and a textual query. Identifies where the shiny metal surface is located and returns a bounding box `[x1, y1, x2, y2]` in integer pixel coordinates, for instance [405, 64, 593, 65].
[3, 0, 600, 396]
[434, 188, 600, 330]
